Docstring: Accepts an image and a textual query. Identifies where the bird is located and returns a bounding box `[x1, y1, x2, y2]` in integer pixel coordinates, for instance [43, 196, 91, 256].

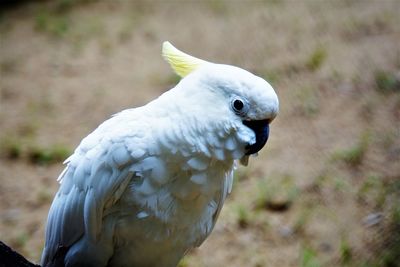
[41, 42, 279, 267]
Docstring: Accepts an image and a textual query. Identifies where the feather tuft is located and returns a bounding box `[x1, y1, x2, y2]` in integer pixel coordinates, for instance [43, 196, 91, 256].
[162, 41, 209, 78]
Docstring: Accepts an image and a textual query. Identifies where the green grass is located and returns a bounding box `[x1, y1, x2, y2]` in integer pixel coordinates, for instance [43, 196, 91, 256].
[293, 210, 309, 235]
[340, 238, 352, 265]
[374, 70, 400, 94]
[34, 3, 106, 52]
[262, 0, 283, 5]
[0, 137, 22, 159]
[332, 132, 370, 168]
[1, 134, 72, 165]
[236, 204, 250, 229]
[333, 176, 352, 193]
[262, 69, 280, 84]
[306, 47, 327, 72]
[311, 173, 329, 192]
[11, 231, 29, 251]
[255, 174, 298, 212]
[177, 258, 189, 267]
[27, 144, 71, 165]
[35, 11, 70, 38]
[357, 175, 387, 208]
[205, 0, 228, 15]
[52, 0, 88, 13]
[300, 246, 321, 267]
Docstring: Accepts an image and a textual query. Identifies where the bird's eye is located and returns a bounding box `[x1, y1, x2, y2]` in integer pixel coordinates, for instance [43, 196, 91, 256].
[233, 99, 244, 111]
[231, 97, 248, 116]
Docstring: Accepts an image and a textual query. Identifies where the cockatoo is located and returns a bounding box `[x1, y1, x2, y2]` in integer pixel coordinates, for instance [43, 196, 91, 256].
[41, 42, 279, 267]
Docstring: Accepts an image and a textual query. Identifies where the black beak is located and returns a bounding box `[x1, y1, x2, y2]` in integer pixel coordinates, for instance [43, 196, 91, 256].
[242, 119, 270, 155]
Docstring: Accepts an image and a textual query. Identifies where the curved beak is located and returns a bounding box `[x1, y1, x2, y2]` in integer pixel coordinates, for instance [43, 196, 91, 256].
[242, 119, 270, 155]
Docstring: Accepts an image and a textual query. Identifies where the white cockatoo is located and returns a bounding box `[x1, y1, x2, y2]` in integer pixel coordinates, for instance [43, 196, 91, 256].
[41, 42, 279, 267]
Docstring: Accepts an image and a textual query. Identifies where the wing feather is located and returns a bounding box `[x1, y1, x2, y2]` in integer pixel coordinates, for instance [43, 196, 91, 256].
[41, 122, 144, 266]
[212, 167, 234, 226]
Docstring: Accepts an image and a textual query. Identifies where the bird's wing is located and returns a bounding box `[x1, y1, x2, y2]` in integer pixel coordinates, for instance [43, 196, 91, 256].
[41, 114, 148, 266]
[213, 166, 234, 225]
[193, 165, 234, 248]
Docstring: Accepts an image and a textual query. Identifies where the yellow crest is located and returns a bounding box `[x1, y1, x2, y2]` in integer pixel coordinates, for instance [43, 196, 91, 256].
[162, 41, 208, 78]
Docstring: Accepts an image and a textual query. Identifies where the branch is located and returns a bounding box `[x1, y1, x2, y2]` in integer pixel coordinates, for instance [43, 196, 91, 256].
[0, 240, 41, 267]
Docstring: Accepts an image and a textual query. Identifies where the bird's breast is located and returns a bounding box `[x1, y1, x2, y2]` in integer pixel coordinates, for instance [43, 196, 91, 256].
[109, 159, 233, 267]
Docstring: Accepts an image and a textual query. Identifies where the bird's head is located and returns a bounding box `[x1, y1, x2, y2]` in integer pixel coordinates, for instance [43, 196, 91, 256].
[162, 42, 279, 163]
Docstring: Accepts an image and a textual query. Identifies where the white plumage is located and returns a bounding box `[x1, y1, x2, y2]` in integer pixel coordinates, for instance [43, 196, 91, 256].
[41, 42, 278, 267]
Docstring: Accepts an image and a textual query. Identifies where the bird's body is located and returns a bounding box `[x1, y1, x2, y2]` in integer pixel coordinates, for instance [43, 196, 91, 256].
[41, 43, 278, 267]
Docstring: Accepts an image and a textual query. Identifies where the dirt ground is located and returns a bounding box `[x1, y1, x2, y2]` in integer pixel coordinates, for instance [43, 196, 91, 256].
[0, 1, 399, 266]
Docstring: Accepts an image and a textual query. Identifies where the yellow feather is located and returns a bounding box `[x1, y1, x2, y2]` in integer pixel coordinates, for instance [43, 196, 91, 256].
[162, 41, 208, 78]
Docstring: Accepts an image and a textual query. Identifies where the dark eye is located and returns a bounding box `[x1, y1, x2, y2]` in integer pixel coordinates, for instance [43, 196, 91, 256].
[231, 97, 248, 116]
[233, 99, 244, 111]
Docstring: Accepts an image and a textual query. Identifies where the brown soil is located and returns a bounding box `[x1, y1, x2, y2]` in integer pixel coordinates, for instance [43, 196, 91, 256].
[1, 1, 399, 266]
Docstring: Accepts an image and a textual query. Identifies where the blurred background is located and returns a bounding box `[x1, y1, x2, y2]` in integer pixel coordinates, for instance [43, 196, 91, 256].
[0, 1, 399, 266]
